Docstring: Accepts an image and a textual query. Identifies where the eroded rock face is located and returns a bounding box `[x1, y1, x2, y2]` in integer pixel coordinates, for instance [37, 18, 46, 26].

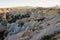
[0, 9, 59, 40]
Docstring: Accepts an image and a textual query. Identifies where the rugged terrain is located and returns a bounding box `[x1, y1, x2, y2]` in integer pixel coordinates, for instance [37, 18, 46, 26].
[0, 6, 60, 40]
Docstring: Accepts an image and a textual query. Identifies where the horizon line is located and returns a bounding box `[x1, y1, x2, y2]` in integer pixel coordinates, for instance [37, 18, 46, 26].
[0, 5, 60, 8]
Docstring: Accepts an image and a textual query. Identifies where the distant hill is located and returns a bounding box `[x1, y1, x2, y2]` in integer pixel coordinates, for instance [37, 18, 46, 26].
[0, 5, 60, 13]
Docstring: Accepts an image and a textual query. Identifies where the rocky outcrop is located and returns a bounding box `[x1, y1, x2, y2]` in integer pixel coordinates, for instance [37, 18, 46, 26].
[4, 10, 60, 40]
[0, 8, 60, 40]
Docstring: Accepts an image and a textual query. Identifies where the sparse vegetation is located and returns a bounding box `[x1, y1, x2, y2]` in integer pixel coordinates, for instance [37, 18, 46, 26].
[42, 31, 60, 40]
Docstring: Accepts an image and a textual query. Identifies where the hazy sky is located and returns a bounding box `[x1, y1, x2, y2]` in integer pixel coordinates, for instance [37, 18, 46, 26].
[0, 0, 60, 8]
